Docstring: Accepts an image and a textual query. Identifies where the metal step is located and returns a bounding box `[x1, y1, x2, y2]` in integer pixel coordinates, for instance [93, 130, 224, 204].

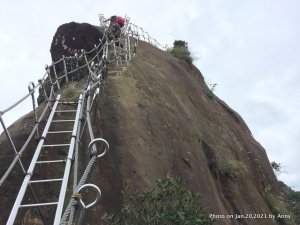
[36, 159, 66, 164]
[55, 110, 77, 113]
[42, 144, 70, 148]
[52, 119, 75, 123]
[20, 202, 58, 208]
[47, 130, 73, 134]
[30, 178, 63, 184]
[58, 101, 78, 105]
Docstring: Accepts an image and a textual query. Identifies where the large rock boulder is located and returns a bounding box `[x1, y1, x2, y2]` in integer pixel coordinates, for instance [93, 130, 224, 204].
[50, 21, 104, 62]
[49, 22, 105, 81]
[37, 22, 105, 104]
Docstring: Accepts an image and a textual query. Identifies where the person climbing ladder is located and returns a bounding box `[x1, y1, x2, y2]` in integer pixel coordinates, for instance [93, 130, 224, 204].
[104, 15, 125, 41]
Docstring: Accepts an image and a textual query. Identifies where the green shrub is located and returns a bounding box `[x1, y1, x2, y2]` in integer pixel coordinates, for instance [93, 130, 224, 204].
[168, 40, 194, 64]
[271, 161, 283, 177]
[101, 177, 214, 225]
[173, 40, 189, 48]
[217, 159, 248, 180]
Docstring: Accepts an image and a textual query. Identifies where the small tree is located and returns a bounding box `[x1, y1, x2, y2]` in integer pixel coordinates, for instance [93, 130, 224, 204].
[271, 161, 282, 176]
[101, 177, 214, 225]
[169, 40, 194, 64]
[173, 40, 188, 49]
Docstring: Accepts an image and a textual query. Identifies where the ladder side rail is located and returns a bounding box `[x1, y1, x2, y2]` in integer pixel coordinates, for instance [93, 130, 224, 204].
[66, 92, 87, 225]
[53, 94, 83, 225]
[6, 95, 61, 225]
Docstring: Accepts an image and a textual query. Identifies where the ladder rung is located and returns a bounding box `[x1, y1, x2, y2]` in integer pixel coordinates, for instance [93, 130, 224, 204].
[42, 144, 70, 147]
[55, 110, 77, 113]
[20, 202, 58, 208]
[36, 159, 66, 164]
[30, 178, 63, 184]
[48, 131, 73, 134]
[58, 101, 78, 104]
[52, 120, 75, 123]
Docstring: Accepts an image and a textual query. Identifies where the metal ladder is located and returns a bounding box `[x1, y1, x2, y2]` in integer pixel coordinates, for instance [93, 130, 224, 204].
[7, 94, 83, 225]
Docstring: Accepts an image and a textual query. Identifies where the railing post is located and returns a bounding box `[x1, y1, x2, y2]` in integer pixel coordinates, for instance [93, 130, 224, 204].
[112, 43, 119, 69]
[28, 82, 39, 139]
[38, 79, 49, 103]
[45, 64, 57, 100]
[124, 36, 128, 63]
[84, 50, 98, 81]
[75, 53, 80, 80]
[118, 38, 123, 67]
[147, 32, 151, 44]
[45, 64, 53, 86]
[94, 44, 100, 63]
[141, 28, 146, 41]
[98, 13, 106, 27]
[128, 35, 132, 61]
[125, 17, 131, 33]
[105, 42, 108, 60]
[133, 42, 137, 57]
[102, 54, 108, 79]
[63, 55, 69, 84]
[52, 62, 60, 90]
[82, 49, 92, 80]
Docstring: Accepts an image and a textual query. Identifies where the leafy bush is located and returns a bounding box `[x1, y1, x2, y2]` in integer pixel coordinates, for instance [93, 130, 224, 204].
[217, 159, 248, 179]
[271, 161, 283, 177]
[101, 177, 214, 225]
[169, 40, 194, 64]
[173, 40, 189, 48]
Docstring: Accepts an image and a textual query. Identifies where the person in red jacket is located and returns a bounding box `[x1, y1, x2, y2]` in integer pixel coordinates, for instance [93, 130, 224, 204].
[105, 16, 125, 40]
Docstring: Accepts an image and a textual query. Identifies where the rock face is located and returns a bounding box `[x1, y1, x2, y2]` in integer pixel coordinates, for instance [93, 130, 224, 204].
[94, 41, 287, 225]
[49, 21, 105, 82]
[38, 22, 105, 104]
[0, 23, 295, 225]
[50, 21, 104, 62]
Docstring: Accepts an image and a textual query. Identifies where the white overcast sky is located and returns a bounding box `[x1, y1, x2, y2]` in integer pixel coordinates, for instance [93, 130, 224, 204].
[0, 0, 299, 191]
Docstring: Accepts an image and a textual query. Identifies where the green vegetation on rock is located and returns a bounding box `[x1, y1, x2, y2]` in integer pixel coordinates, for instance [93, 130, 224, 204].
[168, 40, 195, 64]
[101, 177, 214, 225]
